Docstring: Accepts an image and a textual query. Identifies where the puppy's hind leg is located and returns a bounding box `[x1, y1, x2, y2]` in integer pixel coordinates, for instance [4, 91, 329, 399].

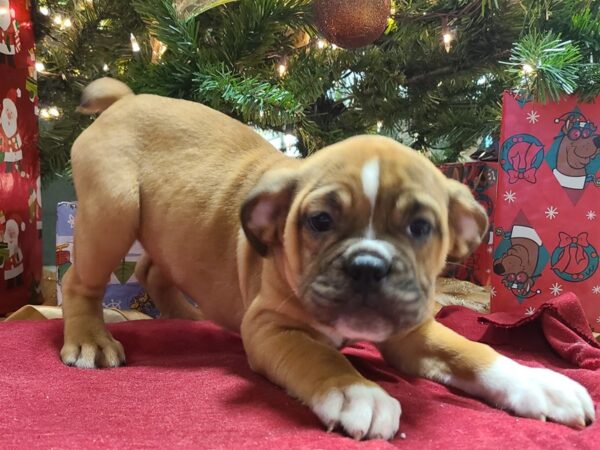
[135, 253, 204, 320]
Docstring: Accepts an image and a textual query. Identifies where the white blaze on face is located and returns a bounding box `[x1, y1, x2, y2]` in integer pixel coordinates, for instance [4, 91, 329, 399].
[361, 158, 380, 239]
[1, 99, 17, 138]
[0, 0, 10, 31]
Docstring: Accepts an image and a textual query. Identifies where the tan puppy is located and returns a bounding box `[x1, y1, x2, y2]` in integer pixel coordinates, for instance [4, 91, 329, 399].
[61, 78, 595, 440]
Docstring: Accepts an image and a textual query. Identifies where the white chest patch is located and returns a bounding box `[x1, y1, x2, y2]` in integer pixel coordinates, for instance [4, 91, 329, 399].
[361, 158, 380, 238]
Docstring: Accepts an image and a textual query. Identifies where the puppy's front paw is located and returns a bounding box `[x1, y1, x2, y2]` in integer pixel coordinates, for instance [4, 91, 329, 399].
[61, 327, 125, 369]
[484, 357, 595, 428]
[311, 383, 401, 440]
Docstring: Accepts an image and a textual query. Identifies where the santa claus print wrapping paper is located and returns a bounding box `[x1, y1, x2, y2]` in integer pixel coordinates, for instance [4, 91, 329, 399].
[491, 91, 600, 331]
[0, 0, 41, 315]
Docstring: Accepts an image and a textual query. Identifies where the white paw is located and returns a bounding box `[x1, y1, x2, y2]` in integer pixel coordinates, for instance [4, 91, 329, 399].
[61, 332, 125, 369]
[483, 356, 595, 428]
[310, 383, 401, 440]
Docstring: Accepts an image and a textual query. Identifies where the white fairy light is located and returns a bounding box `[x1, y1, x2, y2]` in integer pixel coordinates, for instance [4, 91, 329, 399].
[39, 6, 49, 16]
[442, 31, 453, 52]
[63, 18, 72, 28]
[522, 63, 535, 75]
[377, 121, 383, 132]
[40, 108, 51, 119]
[102, 63, 109, 72]
[277, 63, 287, 77]
[48, 106, 61, 117]
[35, 62, 45, 72]
[53, 14, 62, 25]
[130, 33, 141, 52]
[317, 39, 327, 49]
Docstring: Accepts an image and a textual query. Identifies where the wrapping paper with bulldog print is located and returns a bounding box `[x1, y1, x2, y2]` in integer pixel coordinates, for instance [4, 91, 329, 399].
[439, 161, 497, 286]
[491, 91, 600, 331]
[56, 202, 159, 317]
[0, 0, 41, 315]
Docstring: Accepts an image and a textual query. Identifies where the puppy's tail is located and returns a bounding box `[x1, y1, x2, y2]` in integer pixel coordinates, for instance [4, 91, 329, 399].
[76, 77, 134, 114]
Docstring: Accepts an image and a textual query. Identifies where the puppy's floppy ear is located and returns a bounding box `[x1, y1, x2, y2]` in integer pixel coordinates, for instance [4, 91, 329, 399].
[446, 178, 488, 260]
[241, 169, 298, 257]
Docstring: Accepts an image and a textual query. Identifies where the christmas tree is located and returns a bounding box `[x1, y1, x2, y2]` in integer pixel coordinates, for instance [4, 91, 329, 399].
[35, 0, 600, 180]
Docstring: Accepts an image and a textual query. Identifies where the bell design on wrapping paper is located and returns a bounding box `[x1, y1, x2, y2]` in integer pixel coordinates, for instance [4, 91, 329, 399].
[493, 212, 549, 302]
[551, 232, 599, 282]
[500, 134, 544, 185]
[546, 108, 600, 204]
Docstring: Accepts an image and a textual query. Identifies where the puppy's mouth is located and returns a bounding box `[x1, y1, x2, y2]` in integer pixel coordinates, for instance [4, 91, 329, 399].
[332, 310, 394, 343]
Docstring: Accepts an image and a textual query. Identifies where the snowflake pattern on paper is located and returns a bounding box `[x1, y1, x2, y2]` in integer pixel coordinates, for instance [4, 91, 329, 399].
[104, 299, 122, 309]
[526, 110, 539, 124]
[503, 190, 516, 203]
[545, 206, 558, 220]
[550, 283, 563, 296]
[524, 306, 536, 316]
[587, 210, 597, 221]
[68, 214, 75, 229]
[593, 285, 600, 295]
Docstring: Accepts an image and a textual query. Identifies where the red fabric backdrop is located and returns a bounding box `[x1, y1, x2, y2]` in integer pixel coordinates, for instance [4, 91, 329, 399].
[0, 0, 41, 315]
[0, 296, 599, 449]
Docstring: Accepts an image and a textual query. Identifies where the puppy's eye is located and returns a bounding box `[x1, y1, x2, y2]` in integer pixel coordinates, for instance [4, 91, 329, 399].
[307, 212, 333, 233]
[407, 218, 432, 240]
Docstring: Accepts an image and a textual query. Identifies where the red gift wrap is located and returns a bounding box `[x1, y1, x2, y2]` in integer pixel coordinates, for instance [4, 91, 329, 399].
[491, 91, 600, 331]
[439, 161, 497, 286]
[0, 0, 41, 315]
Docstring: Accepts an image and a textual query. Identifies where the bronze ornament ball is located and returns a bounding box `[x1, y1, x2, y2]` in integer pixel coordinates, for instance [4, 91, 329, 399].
[312, 0, 392, 49]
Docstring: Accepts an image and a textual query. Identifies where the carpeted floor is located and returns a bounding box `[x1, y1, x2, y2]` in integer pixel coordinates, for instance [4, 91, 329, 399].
[1, 293, 599, 449]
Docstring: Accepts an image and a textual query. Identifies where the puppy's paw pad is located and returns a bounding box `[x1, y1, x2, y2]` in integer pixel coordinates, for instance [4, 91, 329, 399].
[311, 383, 401, 440]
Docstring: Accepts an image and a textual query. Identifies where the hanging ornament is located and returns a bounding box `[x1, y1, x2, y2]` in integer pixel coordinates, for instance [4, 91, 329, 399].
[312, 0, 391, 49]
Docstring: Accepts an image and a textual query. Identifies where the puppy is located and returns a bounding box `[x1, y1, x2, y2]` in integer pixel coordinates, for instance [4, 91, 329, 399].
[61, 78, 595, 440]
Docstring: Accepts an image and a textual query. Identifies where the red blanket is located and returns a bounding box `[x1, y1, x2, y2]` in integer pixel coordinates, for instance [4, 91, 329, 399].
[1, 293, 598, 449]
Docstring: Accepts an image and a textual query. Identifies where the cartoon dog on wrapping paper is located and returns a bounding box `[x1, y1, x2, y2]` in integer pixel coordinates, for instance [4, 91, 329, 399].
[551, 110, 600, 190]
[493, 223, 543, 299]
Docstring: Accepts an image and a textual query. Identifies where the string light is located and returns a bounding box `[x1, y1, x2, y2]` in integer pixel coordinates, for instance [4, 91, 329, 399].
[522, 63, 535, 75]
[317, 39, 327, 49]
[130, 33, 140, 52]
[277, 63, 287, 77]
[377, 121, 383, 132]
[63, 18, 72, 28]
[442, 31, 453, 53]
[331, 44, 339, 50]
[53, 14, 62, 25]
[35, 62, 45, 72]
[39, 6, 49, 16]
[40, 106, 62, 120]
[102, 63, 109, 72]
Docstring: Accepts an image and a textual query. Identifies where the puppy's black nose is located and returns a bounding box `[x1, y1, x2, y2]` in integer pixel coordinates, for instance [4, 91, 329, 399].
[594, 135, 600, 148]
[345, 253, 391, 286]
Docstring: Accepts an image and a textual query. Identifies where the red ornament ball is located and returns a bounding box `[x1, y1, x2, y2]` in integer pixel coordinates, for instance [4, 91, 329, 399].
[312, 0, 392, 49]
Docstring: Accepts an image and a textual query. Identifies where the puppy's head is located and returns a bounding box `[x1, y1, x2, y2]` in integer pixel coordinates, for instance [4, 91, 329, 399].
[241, 136, 487, 342]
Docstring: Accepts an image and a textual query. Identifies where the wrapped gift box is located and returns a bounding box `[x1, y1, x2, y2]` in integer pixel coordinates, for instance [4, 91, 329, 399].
[491, 91, 600, 331]
[56, 202, 159, 317]
[439, 161, 498, 286]
[0, 0, 41, 315]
